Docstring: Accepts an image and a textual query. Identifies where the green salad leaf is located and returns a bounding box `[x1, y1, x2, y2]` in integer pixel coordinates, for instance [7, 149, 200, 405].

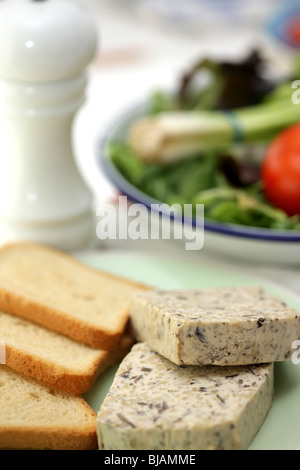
[108, 141, 300, 231]
[106, 50, 300, 231]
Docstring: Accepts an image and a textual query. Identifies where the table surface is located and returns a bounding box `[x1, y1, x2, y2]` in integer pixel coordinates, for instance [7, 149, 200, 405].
[73, 0, 300, 298]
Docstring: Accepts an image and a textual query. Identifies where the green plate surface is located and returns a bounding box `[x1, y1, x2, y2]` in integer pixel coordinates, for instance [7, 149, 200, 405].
[79, 251, 300, 451]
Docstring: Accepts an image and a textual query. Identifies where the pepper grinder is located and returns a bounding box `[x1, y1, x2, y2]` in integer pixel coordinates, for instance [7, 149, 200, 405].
[0, 0, 98, 250]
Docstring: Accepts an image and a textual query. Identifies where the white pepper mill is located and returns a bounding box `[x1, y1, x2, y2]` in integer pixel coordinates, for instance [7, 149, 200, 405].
[0, 0, 98, 250]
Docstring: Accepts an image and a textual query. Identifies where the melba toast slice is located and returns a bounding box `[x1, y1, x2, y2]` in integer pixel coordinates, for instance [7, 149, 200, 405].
[0, 365, 97, 450]
[0, 311, 133, 394]
[130, 286, 300, 366]
[0, 242, 149, 349]
[97, 342, 274, 450]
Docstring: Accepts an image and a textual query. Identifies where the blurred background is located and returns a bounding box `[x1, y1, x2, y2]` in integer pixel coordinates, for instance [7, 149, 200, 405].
[76, 0, 300, 202]
[71, 0, 300, 290]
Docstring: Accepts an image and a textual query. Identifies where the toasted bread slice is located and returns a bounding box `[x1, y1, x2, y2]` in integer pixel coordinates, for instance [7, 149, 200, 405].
[0, 310, 134, 394]
[0, 365, 97, 450]
[0, 242, 149, 349]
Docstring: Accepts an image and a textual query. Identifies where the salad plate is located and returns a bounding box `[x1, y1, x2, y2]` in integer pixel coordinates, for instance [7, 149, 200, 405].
[96, 101, 300, 266]
[80, 250, 300, 450]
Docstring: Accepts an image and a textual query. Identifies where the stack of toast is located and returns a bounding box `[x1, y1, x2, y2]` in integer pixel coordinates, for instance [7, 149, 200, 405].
[0, 242, 149, 450]
[2, 242, 299, 450]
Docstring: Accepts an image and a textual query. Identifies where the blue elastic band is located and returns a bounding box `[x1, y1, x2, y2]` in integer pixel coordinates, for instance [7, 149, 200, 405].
[222, 109, 245, 143]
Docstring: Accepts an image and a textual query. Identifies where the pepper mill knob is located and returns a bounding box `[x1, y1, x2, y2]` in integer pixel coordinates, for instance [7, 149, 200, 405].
[0, 0, 98, 250]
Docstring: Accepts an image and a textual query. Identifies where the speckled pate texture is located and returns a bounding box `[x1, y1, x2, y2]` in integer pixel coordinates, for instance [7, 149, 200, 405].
[129, 286, 300, 366]
[97, 343, 274, 450]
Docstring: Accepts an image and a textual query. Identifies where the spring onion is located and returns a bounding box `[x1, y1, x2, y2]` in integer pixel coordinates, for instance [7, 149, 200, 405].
[128, 96, 300, 162]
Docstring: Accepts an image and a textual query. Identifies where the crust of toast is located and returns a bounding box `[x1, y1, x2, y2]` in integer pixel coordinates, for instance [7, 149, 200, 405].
[0, 428, 98, 451]
[0, 242, 151, 350]
[0, 290, 125, 350]
[3, 334, 134, 394]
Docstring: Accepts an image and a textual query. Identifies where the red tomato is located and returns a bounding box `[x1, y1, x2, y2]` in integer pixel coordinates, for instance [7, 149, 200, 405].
[287, 18, 300, 45]
[288, 17, 300, 44]
[261, 124, 300, 216]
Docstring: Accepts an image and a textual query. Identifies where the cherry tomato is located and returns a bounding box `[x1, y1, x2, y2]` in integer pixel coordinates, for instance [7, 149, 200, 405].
[261, 124, 300, 216]
[287, 17, 300, 45]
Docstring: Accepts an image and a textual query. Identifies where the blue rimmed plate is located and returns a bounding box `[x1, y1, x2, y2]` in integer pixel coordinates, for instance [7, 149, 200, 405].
[95, 102, 300, 266]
